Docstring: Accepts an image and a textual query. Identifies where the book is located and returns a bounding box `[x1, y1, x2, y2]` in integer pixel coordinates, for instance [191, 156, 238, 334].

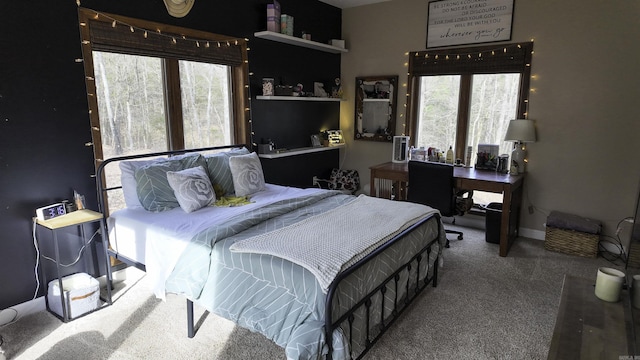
[281, 14, 294, 36]
[266, 1, 281, 32]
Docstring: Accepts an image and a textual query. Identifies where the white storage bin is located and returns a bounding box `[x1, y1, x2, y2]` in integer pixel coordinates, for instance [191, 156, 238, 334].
[48, 272, 100, 320]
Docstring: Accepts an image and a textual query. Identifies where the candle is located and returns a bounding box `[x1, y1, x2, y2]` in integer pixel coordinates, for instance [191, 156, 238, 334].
[594, 267, 625, 302]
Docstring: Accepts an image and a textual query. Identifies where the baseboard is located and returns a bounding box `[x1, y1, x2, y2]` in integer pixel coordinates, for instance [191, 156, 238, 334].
[0, 296, 45, 327]
[450, 213, 485, 229]
[519, 227, 545, 241]
[0, 267, 130, 327]
[451, 214, 546, 241]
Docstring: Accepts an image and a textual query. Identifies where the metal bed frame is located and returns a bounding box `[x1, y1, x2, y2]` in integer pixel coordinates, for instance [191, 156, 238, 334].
[96, 145, 443, 360]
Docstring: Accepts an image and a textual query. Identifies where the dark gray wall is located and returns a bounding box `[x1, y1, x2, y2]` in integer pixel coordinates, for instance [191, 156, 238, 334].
[0, 0, 341, 309]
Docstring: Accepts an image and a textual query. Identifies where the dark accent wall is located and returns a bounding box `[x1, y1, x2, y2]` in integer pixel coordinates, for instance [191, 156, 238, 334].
[0, 0, 341, 309]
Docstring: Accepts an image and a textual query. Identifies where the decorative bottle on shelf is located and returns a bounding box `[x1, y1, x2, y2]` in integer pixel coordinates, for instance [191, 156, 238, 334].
[446, 146, 454, 164]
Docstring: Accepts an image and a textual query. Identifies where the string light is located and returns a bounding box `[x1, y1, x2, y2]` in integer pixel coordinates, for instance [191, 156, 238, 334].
[81, 10, 245, 51]
[410, 42, 533, 64]
[404, 41, 536, 135]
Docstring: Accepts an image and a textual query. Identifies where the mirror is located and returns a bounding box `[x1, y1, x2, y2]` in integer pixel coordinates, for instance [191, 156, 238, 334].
[354, 75, 398, 142]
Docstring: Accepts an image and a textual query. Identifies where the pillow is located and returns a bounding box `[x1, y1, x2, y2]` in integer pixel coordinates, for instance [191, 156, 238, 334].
[134, 154, 206, 212]
[204, 147, 250, 196]
[120, 152, 200, 209]
[120, 158, 164, 208]
[327, 168, 360, 194]
[166, 166, 215, 213]
[228, 152, 266, 197]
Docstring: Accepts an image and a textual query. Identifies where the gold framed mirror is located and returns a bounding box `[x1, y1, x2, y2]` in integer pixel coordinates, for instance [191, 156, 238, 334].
[354, 75, 398, 142]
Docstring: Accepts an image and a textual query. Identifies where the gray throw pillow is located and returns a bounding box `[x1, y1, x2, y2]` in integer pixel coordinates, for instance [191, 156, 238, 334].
[134, 154, 206, 212]
[166, 166, 215, 213]
[228, 152, 266, 197]
[204, 147, 250, 196]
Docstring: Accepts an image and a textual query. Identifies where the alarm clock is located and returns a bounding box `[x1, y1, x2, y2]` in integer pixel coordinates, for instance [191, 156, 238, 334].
[36, 203, 67, 221]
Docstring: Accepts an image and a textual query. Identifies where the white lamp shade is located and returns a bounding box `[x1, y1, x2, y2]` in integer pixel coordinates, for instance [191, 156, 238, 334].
[504, 119, 536, 142]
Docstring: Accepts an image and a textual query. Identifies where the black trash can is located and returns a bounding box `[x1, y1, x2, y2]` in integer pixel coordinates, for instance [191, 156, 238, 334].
[485, 203, 502, 244]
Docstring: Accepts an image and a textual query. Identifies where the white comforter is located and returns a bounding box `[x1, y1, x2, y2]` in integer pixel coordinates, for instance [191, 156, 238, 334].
[229, 194, 438, 292]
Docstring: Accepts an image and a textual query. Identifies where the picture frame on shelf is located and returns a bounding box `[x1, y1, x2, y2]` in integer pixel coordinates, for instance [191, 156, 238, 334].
[262, 78, 275, 96]
[310, 134, 322, 147]
[475, 144, 500, 170]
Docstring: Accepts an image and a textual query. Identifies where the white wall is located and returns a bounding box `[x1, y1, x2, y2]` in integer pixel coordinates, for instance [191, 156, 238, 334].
[340, 0, 640, 244]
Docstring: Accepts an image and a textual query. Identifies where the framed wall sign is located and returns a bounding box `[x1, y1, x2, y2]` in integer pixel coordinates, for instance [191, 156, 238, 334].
[427, 0, 514, 48]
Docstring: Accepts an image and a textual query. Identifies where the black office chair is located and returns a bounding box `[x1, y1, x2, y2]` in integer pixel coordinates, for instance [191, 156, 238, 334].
[406, 161, 472, 247]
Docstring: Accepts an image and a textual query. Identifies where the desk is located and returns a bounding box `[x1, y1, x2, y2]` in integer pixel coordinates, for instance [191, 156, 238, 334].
[369, 162, 524, 257]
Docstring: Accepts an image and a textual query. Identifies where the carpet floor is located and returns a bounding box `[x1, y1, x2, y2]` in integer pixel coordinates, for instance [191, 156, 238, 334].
[0, 225, 623, 360]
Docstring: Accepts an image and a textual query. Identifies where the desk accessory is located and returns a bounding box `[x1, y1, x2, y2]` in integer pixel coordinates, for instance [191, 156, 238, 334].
[326, 130, 344, 146]
[475, 144, 499, 170]
[594, 267, 625, 302]
[392, 136, 409, 163]
[36, 203, 67, 221]
[504, 119, 536, 174]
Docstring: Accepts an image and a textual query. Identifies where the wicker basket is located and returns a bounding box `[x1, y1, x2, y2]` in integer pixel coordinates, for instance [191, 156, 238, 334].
[544, 226, 599, 258]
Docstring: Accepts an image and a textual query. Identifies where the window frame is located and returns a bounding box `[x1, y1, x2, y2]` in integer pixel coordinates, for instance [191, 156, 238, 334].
[406, 42, 533, 160]
[77, 7, 251, 171]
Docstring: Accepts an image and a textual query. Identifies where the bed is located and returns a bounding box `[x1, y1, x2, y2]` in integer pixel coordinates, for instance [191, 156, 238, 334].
[96, 145, 446, 360]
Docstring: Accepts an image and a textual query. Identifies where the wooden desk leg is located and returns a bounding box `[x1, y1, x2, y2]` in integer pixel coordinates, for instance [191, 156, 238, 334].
[499, 184, 523, 257]
[500, 187, 512, 257]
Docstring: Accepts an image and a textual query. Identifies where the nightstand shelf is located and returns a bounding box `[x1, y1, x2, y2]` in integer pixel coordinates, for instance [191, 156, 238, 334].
[36, 209, 113, 322]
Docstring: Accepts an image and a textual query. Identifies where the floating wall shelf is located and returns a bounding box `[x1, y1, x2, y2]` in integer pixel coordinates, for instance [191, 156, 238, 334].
[258, 144, 344, 159]
[255, 95, 342, 101]
[254, 31, 348, 54]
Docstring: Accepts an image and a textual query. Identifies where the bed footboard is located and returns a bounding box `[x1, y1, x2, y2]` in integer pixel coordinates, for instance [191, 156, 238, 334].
[324, 213, 443, 360]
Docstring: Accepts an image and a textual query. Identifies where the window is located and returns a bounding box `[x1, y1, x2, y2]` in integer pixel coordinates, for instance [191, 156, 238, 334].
[93, 52, 168, 160]
[180, 60, 233, 148]
[416, 73, 520, 157]
[78, 8, 250, 212]
[407, 42, 533, 204]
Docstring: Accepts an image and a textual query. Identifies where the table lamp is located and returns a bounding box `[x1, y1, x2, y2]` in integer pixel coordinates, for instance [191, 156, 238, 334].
[504, 119, 536, 174]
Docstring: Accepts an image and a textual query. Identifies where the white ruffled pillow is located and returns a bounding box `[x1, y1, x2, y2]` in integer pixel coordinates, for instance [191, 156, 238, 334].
[166, 166, 215, 213]
[228, 152, 266, 197]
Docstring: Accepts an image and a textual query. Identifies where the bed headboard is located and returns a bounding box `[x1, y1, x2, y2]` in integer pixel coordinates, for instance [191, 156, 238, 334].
[96, 144, 246, 217]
